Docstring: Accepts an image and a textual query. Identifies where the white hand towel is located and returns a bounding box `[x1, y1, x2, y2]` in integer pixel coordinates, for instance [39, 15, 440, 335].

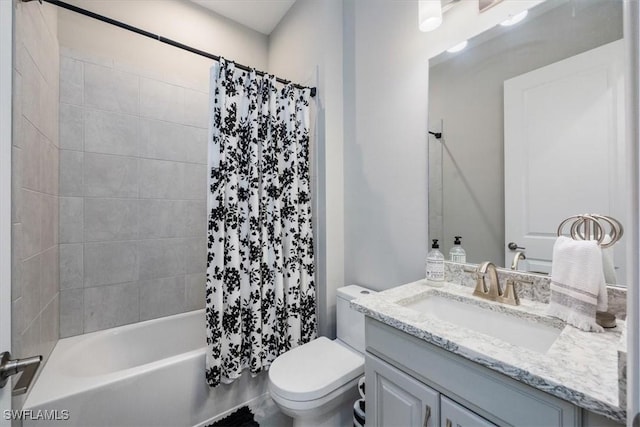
[580, 233, 612, 309]
[601, 243, 617, 286]
[548, 236, 606, 332]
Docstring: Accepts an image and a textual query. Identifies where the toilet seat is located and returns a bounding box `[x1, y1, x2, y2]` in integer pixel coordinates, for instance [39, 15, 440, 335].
[269, 375, 361, 414]
[268, 337, 364, 402]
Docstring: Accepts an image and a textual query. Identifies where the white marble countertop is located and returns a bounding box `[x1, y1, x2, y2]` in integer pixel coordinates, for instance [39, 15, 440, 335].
[351, 280, 626, 423]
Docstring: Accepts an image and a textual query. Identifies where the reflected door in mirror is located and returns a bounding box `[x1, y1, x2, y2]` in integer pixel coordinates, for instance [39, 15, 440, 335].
[504, 40, 626, 280]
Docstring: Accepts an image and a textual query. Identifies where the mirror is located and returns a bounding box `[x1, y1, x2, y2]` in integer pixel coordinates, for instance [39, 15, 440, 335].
[428, 0, 627, 284]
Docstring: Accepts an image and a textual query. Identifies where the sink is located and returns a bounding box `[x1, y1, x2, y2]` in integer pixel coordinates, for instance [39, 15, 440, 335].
[401, 294, 563, 353]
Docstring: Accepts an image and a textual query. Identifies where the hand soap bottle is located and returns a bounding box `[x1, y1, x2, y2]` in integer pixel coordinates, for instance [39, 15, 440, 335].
[426, 239, 445, 286]
[449, 236, 467, 263]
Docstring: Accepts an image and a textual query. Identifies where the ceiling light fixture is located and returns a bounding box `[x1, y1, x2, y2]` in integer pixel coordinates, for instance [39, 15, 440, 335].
[446, 40, 468, 53]
[500, 10, 528, 26]
[419, 0, 443, 32]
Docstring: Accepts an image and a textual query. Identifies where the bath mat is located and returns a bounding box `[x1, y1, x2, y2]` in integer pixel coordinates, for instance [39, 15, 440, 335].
[209, 406, 259, 427]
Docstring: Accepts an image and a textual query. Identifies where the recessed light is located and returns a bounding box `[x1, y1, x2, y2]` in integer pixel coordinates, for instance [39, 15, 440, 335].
[447, 40, 468, 53]
[500, 10, 528, 26]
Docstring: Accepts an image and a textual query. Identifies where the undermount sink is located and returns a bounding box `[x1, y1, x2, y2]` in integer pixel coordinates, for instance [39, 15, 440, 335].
[401, 294, 563, 353]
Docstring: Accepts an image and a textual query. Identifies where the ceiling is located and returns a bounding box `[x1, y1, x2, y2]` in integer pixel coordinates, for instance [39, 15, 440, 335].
[191, 0, 297, 35]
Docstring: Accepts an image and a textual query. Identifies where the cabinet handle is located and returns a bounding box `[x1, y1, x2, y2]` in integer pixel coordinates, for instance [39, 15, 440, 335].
[423, 405, 431, 427]
[445, 419, 453, 427]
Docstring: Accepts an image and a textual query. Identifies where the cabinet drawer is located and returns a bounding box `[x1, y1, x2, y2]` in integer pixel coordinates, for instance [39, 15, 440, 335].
[365, 318, 580, 427]
[441, 395, 497, 427]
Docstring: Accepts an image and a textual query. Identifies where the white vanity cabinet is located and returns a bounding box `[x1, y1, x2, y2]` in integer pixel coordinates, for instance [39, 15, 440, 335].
[365, 317, 584, 427]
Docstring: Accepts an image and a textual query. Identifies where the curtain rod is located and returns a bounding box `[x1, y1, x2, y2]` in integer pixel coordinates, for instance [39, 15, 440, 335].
[32, 0, 317, 97]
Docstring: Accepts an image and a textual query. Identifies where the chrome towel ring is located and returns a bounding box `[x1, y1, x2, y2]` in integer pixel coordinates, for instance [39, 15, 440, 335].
[556, 214, 623, 249]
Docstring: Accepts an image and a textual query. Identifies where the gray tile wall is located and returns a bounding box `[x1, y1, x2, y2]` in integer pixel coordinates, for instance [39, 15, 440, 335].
[58, 49, 208, 337]
[11, 0, 60, 408]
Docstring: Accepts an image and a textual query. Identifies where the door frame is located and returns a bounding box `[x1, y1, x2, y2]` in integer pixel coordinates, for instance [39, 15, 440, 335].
[624, 0, 639, 422]
[0, 0, 13, 421]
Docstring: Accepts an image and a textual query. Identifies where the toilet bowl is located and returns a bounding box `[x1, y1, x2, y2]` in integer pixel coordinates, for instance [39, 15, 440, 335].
[267, 285, 374, 427]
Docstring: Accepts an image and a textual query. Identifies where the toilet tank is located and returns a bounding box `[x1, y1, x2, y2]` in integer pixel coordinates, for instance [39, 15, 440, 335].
[336, 285, 375, 354]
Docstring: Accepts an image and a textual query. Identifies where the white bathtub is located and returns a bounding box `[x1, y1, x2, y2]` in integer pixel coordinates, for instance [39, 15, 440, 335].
[23, 310, 268, 427]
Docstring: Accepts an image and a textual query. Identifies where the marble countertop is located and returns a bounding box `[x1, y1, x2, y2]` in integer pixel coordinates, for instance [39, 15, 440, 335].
[351, 280, 626, 423]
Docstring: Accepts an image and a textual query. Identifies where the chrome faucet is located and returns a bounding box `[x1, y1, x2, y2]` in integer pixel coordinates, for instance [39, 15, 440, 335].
[511, 251, 526, 270]
[473, 261, 520, 306]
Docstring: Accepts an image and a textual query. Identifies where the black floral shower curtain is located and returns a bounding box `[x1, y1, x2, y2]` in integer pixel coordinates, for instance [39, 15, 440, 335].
[205, 59, 317, 387]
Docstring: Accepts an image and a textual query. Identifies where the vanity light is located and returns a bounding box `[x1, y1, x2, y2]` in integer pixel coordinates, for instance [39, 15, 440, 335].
[500, 10, 528, 26]
[447, 40, 468, 53]
[419, 0, 443, 32]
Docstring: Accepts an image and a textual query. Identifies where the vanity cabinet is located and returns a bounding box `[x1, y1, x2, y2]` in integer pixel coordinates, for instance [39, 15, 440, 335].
[365, 317, 581, 427]
[367, 353, 496, 427]
[366, 352, 440, 426]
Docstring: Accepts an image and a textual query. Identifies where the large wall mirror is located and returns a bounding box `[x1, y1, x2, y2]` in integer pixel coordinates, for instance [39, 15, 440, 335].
[428, 0, 627, 284]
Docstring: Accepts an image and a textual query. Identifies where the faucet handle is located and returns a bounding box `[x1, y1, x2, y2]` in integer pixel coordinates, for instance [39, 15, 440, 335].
[497, 278, 521, 306]
[473, 274, 487, 297]
[473, 262, 488, 296]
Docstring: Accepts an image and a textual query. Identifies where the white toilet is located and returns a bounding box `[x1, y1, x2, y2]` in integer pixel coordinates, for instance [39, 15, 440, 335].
[268, 285, 374, 427]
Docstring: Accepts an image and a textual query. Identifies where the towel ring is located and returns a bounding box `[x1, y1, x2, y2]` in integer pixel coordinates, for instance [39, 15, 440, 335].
[557, 214, 623, 249]
[557, 215, 591, 238]
[573, 217, 603, 245]
[573, 215, 605, 245]
[582, 214, 620, 248]
[604, 215, 624, 240]
[572, 214, 621, 249]
[570, 214, 603, 241]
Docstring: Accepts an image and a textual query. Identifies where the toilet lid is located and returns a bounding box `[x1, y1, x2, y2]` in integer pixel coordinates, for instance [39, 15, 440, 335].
[268, 337, 364, 402]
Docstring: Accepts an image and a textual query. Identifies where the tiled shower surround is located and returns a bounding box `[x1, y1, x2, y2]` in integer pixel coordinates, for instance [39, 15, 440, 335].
[11, 1, 60, 370]
[58, 49, 208, 337]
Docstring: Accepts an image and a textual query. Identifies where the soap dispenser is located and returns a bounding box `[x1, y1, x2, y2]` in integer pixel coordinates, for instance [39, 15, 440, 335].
[426, 239, 445, 285]
[449, 236, 467, 263]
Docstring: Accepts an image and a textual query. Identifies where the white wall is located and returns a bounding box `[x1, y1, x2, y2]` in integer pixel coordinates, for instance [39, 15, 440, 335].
[340, 0, 566, 293]
[268, 0, 344, 338]
[343, 0, 430, 291]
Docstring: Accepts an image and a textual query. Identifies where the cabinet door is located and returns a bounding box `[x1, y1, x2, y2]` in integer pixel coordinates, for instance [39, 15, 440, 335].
[366, 354, 439, 427]
[441, 396, 496, 427]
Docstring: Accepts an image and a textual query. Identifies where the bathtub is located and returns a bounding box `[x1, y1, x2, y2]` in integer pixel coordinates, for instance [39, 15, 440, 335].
[23, 310, 269, 427]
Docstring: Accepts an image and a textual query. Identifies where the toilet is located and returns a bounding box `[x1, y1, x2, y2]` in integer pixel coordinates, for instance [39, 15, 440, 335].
[268, 285, 374, 427]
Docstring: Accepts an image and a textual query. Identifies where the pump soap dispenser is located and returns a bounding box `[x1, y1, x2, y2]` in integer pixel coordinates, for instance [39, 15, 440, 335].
[449, 236, 467, 263]
[426, 239, 445, 285]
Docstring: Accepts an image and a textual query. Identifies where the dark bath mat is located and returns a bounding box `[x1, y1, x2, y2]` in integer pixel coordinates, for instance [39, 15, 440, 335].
[208, 406, 259, 427]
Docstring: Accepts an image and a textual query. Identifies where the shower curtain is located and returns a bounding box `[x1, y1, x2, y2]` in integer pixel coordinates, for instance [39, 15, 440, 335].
[205, 59, 317, 387]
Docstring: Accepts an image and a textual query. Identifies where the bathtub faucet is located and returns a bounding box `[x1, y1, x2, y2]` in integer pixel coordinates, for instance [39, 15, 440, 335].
[0, 351, 42, 395]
